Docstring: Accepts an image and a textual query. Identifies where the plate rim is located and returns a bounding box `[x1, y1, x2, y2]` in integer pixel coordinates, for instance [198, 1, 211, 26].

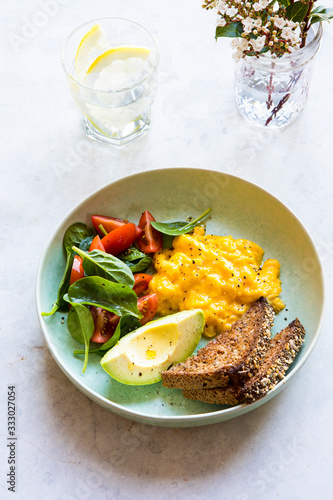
[35, 167, 326, 427]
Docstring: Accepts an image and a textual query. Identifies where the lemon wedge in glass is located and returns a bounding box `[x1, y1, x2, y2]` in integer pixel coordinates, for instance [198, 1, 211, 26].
[83, 46, 151, 91]
[74, 24, 110, 81]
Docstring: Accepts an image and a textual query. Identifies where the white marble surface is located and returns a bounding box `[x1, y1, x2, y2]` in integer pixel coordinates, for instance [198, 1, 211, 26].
[1, 0, 333, 498]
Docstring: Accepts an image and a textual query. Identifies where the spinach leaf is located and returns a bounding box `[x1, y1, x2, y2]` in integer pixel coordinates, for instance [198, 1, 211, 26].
[118, 245, 153, 272]
[42, 222, 95, 317]
[125, 255, 153, 273]
[79, 236, 94, 252]
[73, 246, 134, 287]
[118, 245, 147, 262]
[67, 303, 94, 372]
[41, 249, 74, 316]
[73, 314, 141, 355]
[151, 208, 211, 236]
[65, 276, 142, 318]
[63, 222, 95, 252]
[162, 233, 175, 249]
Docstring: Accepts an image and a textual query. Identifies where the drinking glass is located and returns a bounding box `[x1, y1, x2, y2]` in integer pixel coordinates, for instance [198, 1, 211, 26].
[62, 17, 159, 147]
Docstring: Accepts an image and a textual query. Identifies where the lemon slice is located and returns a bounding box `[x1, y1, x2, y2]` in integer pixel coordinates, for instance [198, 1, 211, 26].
[75, 24, 110, 81]
[83, 46, 151, 91]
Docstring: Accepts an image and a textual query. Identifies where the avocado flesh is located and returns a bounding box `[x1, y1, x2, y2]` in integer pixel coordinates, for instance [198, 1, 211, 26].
[100, 309, 204, 385]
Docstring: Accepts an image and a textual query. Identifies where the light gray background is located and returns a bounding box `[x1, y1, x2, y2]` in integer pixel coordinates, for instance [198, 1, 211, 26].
[1, 1, 332, 499]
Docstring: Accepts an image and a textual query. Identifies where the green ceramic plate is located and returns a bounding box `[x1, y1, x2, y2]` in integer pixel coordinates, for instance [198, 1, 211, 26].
[36, 168, 325, 427]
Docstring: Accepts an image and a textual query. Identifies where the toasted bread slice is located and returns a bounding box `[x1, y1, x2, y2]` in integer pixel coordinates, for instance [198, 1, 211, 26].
[182, 318, 305, 405]
[241, 318, 305, 403]
[182, 386, 240, 406]
[161, 297, 274, 390]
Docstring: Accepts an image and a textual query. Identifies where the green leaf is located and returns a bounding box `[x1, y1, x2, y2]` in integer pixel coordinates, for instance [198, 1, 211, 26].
[125, 255, 153, 273]
[63, 222, 95, 253]
[78, 236, 94, 252]
[66, 276, 142, 318]
[286, 2, 308, 23]
[310, 7, 333, 23]
[279, 0, 291, 6]
[73, 247, 134, 287]
[118, 246, 147, 262]
[41, 249, 74, 316]
[73, 314, 142, 355]
[162, 233, 175, 249]
[215, 22, 243, 39]
[67, 303, 94, 372]
[151, 209, 211, 236]
[42, 222, 95, 317]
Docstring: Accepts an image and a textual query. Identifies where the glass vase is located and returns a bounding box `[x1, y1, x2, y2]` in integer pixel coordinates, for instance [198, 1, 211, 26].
[234, 23, 323, 128]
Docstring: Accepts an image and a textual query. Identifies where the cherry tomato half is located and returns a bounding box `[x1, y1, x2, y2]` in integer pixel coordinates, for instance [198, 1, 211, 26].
[91, 215, 142, 239]
[133, 273, 153, 296]
[101, 223, 138, 255]
[137, 293, 158, 326]
[90, 307, 120, 343]
[89, 235, 106, 252]
[69, 255, 84, 285]
[136, 211, 163, 254]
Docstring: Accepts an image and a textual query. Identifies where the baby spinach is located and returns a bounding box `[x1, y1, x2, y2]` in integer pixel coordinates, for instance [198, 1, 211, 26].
[63, 222, 95, 252]
[78, 236, 94, 252]
[41, 250, 74, 316]
[118, 246, 153, 273]
[151, 208, 211, 236]
[67, 302, 94, 373]
[73, 314, 141, 356]
[73, 247, 134, 287]
[118, 246, 147, 262]
[42, 222, 95, 316]
[125, 255, 153, 273]
[65, 276, 142, 318]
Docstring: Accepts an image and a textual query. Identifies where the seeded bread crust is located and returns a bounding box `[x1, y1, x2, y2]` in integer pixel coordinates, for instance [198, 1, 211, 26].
[182, 319, 305, 406]
[241, 318, 305, 403]
[161, 297, 274, 390]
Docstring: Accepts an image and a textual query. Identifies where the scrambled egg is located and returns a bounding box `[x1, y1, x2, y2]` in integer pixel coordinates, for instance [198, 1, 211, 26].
[148, 227, 284, 337]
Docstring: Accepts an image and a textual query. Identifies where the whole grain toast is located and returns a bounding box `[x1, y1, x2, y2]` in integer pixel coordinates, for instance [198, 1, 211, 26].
[161, 297, 274, 390]
[182, 318, 305, 405]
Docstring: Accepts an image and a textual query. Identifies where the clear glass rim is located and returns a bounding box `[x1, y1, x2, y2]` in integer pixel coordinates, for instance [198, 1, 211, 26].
[61, 16, 160, 94]
[242, 22, 323, 70]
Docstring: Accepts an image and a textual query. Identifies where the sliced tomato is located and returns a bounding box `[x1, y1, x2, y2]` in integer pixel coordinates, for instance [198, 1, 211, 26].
[91, 215, 142, 239]
[69, 255, 84, 285]
[133, 273, 153, 296]
[89, 235, 106, 252]
[136, 211, 163, 253]
[90, 307, 120, 343]
[101, 223, 138, 255]
[137, 293, 158, 326]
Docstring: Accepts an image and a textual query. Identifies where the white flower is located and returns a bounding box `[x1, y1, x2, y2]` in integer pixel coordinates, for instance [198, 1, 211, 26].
[286, 20, 299, 29]
[231, 38, 249, 51]
[258, 0, 270, 7]
[274, 17, 286, 29]
[232, 49, 243, 61]
[242, 16, 255, 34]
[253, 2, 262, 11]
[217, 18, 227, 27]
[250, 35, 266, 52]
[281, 27, 293, 41]
[226, 6, 238, 17]
[254, 18, 262, 28]
[289, 32, 300, 45]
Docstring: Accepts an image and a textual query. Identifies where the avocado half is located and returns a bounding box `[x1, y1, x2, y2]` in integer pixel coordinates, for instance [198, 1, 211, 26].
[100, 309, 204, 385]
